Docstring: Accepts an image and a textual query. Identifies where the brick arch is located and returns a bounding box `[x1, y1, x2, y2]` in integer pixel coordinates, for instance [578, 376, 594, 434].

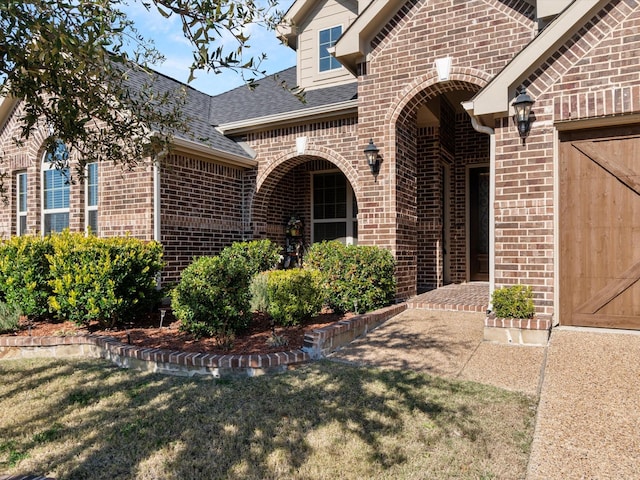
[251, 146, 360, 227]
[386, 67, 493, 127]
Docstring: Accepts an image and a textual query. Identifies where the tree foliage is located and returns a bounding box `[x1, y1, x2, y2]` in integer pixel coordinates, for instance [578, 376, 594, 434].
[0, 0, 283, 178]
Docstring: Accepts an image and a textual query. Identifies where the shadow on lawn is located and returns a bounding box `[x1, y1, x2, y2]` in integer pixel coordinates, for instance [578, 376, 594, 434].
[0, 358, 524, 479]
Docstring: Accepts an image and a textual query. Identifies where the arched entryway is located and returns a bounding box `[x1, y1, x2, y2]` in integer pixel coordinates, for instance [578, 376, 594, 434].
[252, 155, 359, 264]
[394, 81, 490, 293]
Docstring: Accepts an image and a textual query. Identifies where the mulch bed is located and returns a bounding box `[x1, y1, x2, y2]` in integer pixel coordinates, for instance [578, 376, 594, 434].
[5, 310, 352, 356]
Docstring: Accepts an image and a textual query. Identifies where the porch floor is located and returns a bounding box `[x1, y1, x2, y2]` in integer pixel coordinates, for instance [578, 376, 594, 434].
[407, 282, 489, 313]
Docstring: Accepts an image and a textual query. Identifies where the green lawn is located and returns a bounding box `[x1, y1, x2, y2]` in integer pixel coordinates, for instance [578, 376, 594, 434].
[0, 358, 536, 479]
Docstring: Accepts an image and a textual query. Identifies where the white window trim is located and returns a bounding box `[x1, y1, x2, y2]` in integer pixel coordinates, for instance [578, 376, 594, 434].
[85, 162, 98, 234]
[311, 169, 357, 245]
[318, 24, 344, 74]
[16, 172, 27, 236]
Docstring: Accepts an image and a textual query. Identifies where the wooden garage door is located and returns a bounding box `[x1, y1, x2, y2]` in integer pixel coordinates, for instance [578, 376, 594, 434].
[560, 125, 640, 329]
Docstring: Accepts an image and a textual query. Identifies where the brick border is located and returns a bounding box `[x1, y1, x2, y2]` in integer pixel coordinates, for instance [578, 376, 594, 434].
[0, 304, 407, 377]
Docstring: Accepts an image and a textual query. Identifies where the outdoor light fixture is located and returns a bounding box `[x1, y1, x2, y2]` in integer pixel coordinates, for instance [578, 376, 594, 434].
[512, 88, 535, 143]
[364, 139, 380, 175]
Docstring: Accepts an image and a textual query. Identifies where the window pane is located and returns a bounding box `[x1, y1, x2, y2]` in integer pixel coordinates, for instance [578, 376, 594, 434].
[44, 212, 69, 234]
[88, 210, 98, 234]
[314, 222, 346, 243]
[319, 26, 342, 72]
[19, 216, 27, 236]
[87, 163, 98, 207]
[43, 169, 70, 209]
[18, 173, 27, 212]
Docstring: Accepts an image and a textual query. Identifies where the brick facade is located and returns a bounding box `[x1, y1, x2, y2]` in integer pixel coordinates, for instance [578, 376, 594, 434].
[2, 0, 639, 322]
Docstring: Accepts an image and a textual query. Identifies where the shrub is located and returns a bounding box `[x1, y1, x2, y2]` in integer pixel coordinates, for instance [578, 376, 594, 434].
[0, 235, 54, 319]
[219, 239, 281, 278]
[0, 301, 21, 334]
[249, 271, 270, 313]
[171, 255, 252, 340]
[264, 269, 324, 326]
[305, 241, 396, 314]
[491, 285, 535, 319]
[46, 232, 164, 328]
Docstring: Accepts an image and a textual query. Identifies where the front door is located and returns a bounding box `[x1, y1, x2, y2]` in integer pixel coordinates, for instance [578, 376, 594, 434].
[469, 166, 489, 281]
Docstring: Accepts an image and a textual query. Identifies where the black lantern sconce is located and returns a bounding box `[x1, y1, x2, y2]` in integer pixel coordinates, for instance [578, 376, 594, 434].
[364, 139, 380, 175]
[512, 88, 535, 143]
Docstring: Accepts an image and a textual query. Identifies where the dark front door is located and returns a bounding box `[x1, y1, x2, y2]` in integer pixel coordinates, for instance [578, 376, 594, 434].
[469, 166, 489, 281]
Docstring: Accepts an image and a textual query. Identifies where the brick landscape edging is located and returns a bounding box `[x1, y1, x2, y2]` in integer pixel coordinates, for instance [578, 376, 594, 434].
[0, 303, 407, 377]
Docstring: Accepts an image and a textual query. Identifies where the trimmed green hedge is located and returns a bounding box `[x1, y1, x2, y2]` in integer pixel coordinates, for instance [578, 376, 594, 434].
[171, 254, 252, 340]
[218, 239, 281, 278]
[0, 232, 164, 327]
[263, 269, 324, 326]
[305, 241, 396, 314]
[491, 285, 535, 319]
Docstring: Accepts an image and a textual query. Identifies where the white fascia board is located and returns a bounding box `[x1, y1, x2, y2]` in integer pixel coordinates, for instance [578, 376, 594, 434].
[216, 99, 359, 136]
[0, 94, 18, 133]
[170, 136, 257, 168]
[472, 0, 606, 118]
[333, 0, 405, 68]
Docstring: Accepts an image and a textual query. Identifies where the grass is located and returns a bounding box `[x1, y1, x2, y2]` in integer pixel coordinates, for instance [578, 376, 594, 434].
[0, 358, 536, 479]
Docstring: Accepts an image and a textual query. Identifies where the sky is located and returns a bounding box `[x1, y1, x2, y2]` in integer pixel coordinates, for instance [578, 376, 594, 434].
[122, 0, 296, 97]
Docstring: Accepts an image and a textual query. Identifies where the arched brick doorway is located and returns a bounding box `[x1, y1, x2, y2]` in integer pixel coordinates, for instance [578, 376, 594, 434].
[394, 81, 490, 292]
[252, 155, 359, 263]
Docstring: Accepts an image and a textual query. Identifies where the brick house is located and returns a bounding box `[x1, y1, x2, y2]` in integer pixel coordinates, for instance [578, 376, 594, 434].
[1, 0, 639, 333]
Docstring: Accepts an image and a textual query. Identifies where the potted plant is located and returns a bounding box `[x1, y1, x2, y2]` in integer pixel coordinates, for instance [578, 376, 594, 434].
[286, 215, 303, 237]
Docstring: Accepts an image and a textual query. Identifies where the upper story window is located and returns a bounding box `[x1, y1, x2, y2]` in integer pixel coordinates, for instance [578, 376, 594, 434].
[16, 172, 27, 236]
[319, 26, 342, 72]
[42, 140, 70, 234]
[86, 162, 98, 234]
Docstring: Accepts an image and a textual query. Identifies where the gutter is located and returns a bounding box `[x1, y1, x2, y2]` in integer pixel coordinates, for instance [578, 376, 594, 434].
[216, 99, 359, 135]
[170, 136, 257, 168]
[463, 101, 496, 312]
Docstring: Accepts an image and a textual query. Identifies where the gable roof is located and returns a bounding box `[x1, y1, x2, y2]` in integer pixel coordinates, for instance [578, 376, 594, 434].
[464, 0, 607, 123]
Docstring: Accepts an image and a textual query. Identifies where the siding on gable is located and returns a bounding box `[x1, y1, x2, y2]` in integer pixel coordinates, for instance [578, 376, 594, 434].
[297, 0, 358, 90]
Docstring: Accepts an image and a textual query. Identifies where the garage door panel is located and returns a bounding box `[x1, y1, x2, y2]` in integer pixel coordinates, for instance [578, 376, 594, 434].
[560, 126, 640, 330]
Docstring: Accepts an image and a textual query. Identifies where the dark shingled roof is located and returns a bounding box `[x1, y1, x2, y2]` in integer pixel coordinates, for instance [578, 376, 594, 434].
[208, 67, 358, 125]
[128, 66, 357, 159]
[125, 66, 251, 158]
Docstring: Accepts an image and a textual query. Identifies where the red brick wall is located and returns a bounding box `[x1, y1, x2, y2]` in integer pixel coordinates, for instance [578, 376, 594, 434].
[491, 0, 640, 315]
[357, 0, 536, 298]
[159, 154, 247, 284]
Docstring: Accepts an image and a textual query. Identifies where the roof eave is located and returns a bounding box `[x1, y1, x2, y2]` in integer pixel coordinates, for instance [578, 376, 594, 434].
[333, 0, 405, 73]
[169, 136, 257, 168]
[0, 94, 19, 134]
[216, 99, 359, 135]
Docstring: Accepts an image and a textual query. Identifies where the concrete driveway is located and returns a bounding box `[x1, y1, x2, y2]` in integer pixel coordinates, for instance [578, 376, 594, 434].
[328, 309, 640, 479]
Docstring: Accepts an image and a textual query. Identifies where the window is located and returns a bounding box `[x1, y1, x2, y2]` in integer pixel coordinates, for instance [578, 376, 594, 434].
[42, 141, 70, 234]
[319, 26, 342, 72]
[312, 171, 357, 244]
[86, 162, 98, 234]
[16, 172, 27, 236]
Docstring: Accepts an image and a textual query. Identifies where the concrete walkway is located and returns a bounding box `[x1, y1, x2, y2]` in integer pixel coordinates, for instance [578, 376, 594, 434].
[328, 309, 640, 479]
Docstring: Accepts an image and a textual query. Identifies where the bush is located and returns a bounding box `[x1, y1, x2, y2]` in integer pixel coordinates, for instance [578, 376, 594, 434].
[171, 255, 252, 340]
[249, 271, 270, 313]
[491, 285, 535, 319]
[46, 232, 164, 328]
[0, 301, 21, 334]
[264, 269, 324, 326]
[0, 235, 54, 319]
[219, 239, 281, 278]
[305, 241, 396, 314]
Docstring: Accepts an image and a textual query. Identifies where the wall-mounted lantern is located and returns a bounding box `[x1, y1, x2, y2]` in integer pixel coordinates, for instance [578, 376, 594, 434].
[364, 139, 380, 175]
[512, 88, 535, 143]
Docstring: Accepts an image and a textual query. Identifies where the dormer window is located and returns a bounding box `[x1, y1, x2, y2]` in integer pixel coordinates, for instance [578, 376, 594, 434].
[319, 26, 342, 72]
